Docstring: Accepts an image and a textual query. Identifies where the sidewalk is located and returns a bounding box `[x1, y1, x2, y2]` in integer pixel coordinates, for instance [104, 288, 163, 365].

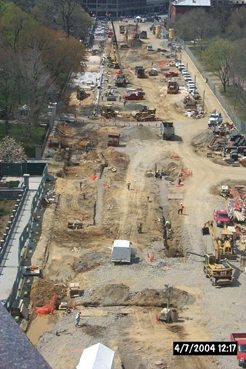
[0, 178, 41, 303]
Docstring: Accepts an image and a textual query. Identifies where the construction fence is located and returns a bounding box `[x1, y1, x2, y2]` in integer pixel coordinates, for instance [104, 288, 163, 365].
[180, 40, 246, 134]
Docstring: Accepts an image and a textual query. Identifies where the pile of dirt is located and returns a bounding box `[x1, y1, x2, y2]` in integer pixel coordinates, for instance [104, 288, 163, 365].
[81, 283, 193, 308]
[191, 129, 214, 146]
[129, 39, 143, 48]
[30, 280, 68, 309]
[120, 126, 156, 141]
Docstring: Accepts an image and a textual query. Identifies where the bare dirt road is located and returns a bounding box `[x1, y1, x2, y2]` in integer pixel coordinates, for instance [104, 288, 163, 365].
[26, 21, 246, 369]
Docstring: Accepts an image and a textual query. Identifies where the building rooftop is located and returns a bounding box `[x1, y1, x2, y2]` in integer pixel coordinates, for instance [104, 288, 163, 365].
[172, 0, 210, 6]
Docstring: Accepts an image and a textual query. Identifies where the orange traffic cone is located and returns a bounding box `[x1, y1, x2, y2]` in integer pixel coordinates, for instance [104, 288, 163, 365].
[50, 308, 54, 315]
[73, 302, 76, 310]
[155, 313, 159, 322]
[149, 255, 154, 262]
[147, 253, 150, 258]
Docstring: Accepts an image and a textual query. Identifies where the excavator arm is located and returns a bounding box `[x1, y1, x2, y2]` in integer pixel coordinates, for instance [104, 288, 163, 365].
[202, 220, 221, 263]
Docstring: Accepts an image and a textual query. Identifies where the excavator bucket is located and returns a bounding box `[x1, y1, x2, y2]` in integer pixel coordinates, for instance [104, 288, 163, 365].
[202, 227, 210, 236]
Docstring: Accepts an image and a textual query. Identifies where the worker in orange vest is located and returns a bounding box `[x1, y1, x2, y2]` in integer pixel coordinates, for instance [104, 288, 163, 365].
[178, 203, 184, 215]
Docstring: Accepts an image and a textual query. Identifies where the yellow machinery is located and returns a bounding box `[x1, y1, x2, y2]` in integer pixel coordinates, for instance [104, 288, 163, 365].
[167, 81, 179, 94]
[131, 106, 156, 121]
[203, 220, 236, 260]
[101, 105, 117, 119]
[187, 220, 235, 286]
[77, 87, 90, 100]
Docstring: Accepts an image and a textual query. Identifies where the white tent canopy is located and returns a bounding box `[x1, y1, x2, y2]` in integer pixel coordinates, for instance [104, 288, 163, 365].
[76, 343, 115, 369]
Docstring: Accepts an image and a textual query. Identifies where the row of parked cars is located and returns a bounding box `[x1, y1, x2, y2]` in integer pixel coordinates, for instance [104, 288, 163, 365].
[175, 60, 200, 99]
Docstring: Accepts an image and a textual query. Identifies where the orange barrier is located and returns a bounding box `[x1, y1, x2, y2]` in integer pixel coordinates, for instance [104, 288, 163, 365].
[34, 293, 56, 316]
[170, 155, 180, 159]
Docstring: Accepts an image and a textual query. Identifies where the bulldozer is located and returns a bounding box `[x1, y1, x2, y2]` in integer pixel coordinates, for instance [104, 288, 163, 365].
[77, 87, 90, 100]
[131, 106, 156, 121]
[187, 221, 235, 286]
[167, 81, 179, 94]
[101, 105, 117, 119]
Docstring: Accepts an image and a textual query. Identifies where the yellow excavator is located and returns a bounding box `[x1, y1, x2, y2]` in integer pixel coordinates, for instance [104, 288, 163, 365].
[107, 47, 119, 69]
[203, 220, 236, 260]
[187, 220, 235, 286]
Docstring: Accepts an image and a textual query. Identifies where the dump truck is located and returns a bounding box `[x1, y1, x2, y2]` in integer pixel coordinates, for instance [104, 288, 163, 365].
[69, 283, 80, 298]
[187, 223, 235, 286]
[132, 106, 156, 121]
[167, 81, 179, 94]
[140, 31, 147, 39]
[161, 122, 175, 140]
[135, 66, 146, 78]
[101, 105, 118, 119]
[77, 87, 90, 100]
[230, 333, 246, 367]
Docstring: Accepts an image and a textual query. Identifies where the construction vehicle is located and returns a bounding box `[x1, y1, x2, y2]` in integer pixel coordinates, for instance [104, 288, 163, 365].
[167, 81, 179, 94]
[202, 220, 236, 260]
[219, 185, 231, 198]
[230, 333, 246, 367]
[119, 25, 125, 34]
[101, 105, 117, 119]
[187, 222, 235, 286]
[161, 122, 175, 140]
[135, 66, 146, 78]
[110, 21, 128, 85]
[69, 283, 80, 298]
[140, 31, 147, 39]
[77, 87, 90, 100]
[131, 106, 156, 121]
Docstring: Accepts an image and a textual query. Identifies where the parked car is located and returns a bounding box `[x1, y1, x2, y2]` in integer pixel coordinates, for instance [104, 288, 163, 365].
[164, 71, 179, 77]
[175, 60, 181, 67]
[149, 68, 158, 76]
[146, 44, 153, 51]
[178, 64, 185, 71]
[182, 69, 188, 75]
[191, 90, 200, 99]
[213, 209, 230, 227]
[123, 93, 144, 100]
[184, 75, 191, 81]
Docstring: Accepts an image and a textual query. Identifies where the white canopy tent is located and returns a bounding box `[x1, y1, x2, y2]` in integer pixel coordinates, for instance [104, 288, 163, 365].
[76, 343, 115, 369]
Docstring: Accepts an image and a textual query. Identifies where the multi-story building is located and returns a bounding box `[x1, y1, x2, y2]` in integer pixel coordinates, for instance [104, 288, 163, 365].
[84, 0, 168, 17]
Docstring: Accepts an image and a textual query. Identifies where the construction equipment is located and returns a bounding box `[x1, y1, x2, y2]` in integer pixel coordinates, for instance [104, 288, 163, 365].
[132, 22, 139, 40]
[111, 21, 128, 85]
[219, 185, 231, 198]
[119, 25, 125, 34]
[69, 283, 80, 298]
[187, 222, 235, 286]
[77, 87, 90, 100]
[167, 81, 179, 94]
[140, 31, 147, 39]
[101, 105, 117, 119]
[202, 220, 236, 260]
[161, 122, 175, 140]
[136, 66, 146, 78]
[131, 106, 156, 121]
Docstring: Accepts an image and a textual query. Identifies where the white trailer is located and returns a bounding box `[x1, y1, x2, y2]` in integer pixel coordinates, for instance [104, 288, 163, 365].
[111, 240, 136, 263]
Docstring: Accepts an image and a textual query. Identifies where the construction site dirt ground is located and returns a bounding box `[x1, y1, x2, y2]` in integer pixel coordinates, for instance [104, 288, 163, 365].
[26, 22, 246, 369]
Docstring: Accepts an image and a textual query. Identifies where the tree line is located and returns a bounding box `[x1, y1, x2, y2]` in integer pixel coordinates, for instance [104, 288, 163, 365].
[172, 7, 246, 104]
[0, 0, 93, 138]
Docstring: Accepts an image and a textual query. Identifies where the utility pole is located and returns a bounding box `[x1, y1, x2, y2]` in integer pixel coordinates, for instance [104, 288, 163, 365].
[202, 90, 205, 111]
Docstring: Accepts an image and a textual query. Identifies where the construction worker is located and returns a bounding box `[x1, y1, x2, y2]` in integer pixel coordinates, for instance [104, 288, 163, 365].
[126, 180, 131, 190]
[102, 95, 104, 101]
[165, 220, 171, 229]
[178, 203, 184, 215]
[105, 90, 108, 97]
[123, 98, 126, 106]
[119, 95, 121, 102]
[161, 169, 165, 178]
[93, 110, 96, 117]
[155, 170, 159, 178]
[75, 311, 81, 327]
[178, 178, 181, 185]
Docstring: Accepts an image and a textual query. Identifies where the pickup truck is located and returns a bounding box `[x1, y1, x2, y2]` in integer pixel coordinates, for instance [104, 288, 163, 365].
[208, 113, 223, 127]
[230, 333, 246, 367]
[123, 92, 144, 101]
[213, 209, 230, 227]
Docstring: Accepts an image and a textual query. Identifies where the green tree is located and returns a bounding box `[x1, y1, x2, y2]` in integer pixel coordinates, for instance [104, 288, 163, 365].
[225, 7, 246, 41]
[175, 9, 220, 52]
[202, 39, 233, 92]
